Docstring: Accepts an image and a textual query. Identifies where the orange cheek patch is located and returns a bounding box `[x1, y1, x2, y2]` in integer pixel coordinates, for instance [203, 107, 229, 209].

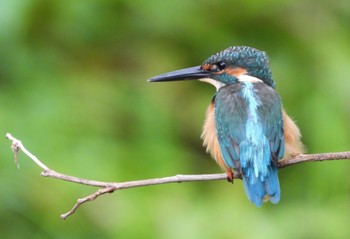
[225, 67, 247, 77]
[201, 64, 211, 71]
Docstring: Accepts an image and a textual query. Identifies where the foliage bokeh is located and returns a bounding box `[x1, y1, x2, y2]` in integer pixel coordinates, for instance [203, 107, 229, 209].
[1, 0, 350, 238]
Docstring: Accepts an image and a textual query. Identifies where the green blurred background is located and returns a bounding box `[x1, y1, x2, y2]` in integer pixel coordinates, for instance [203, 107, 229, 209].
[1, 0, 350, 238]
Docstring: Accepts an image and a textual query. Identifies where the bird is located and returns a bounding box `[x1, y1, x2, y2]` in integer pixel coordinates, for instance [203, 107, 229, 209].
[148, 46, 304, 207]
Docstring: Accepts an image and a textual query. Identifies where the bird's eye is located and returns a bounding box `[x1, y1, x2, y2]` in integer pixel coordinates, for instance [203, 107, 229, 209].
[211, 61, 226, 72]
[217, 61, 226, 70]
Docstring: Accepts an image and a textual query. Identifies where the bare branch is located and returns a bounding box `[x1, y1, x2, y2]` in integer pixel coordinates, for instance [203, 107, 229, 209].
[278, 152, 350, 167]
[5, 133, 350, 219]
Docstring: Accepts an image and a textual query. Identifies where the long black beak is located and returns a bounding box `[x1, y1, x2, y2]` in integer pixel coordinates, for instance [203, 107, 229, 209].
[148, 66, 210, 82]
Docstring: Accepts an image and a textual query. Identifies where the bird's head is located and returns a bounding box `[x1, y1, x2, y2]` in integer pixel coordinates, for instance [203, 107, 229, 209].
[149, 46, 275, 90]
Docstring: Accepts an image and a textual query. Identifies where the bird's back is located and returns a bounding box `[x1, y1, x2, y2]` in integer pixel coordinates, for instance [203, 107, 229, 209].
[214, 81, 284, 206]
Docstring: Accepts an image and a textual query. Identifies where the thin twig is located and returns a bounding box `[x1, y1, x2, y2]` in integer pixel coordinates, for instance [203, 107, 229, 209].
[6, 133, 49, 171]
[5, 133, 350, 219]
[60, 187, 115, 219]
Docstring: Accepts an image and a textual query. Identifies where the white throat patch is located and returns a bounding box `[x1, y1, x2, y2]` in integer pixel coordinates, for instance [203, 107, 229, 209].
[199, 78, 226, 91]
[237, 74, 263, 83]
[199, 75, 263, 91]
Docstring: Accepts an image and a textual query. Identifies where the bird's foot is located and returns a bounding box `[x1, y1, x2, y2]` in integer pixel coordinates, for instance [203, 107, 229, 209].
[226, 169, 234, 183]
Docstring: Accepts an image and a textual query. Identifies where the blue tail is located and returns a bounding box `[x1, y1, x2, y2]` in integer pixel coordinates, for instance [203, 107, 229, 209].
[242, 166, 280, 207]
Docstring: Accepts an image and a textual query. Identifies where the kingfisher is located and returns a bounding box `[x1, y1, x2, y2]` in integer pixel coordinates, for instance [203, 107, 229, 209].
[149, 46, 304, 207]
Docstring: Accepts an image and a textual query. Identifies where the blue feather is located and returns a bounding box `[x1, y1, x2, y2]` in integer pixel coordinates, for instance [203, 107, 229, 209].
[215, 82, 284, 206]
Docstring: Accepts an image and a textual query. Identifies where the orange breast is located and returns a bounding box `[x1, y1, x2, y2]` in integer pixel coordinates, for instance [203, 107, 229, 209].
[201, 103, 230, 172]
[282, 110, 305, 159]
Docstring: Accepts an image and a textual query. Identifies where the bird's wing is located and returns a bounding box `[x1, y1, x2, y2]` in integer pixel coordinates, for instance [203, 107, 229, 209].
[214, 84, 246, 169]
[257, 84, 285, 162]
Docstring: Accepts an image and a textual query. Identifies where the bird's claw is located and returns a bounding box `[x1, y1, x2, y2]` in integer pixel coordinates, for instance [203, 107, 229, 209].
[226, 170, 234, 183]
